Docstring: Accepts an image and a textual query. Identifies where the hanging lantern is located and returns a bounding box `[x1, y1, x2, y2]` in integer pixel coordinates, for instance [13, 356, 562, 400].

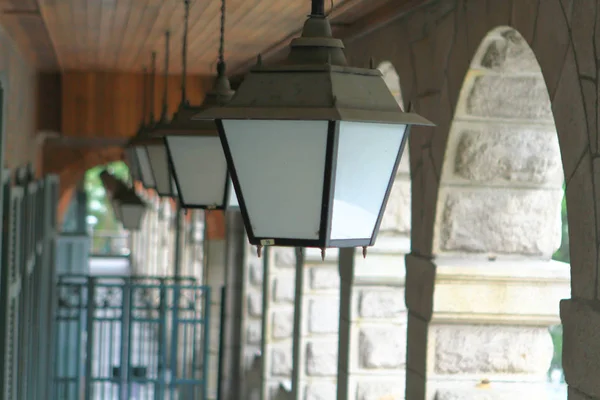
[125, 66, 152, 188]
[149, 0, 238, 210]
[142, 31, 179, 198]
[99, 170, 147, 231]
[195, 0, 433, 252]
[127, 52, 160, 191]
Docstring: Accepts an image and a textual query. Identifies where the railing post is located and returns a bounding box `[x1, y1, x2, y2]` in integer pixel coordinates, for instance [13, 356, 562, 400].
[84, 277, 96, 400]
[156, 279, 167, 400]
[120, 277, 133, 400]
[216, 285, 226, 400]
[202, 286, 211, 400]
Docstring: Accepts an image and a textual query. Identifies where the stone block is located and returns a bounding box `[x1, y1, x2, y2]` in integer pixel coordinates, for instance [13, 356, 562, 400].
[308, 298, 339, 334]
[304, 383, 337, 400]
[272, 310, 294, 339]
[405, 254, 436, 320]
[306, 341, 338, 376]
[274, 248, 296, 268]
[451, 126, 562, 185]
[380, 178, 411, 234]
[310, 267, 339, 290]
[433, 386, 547, 400]
[532, 0, 571, 96]
[247, 321, 261, 345]
[270, 347, 292, 376]
[438, 188, 562, 257]
[359, 289, 406, 318]
[273, 272, 295, 303]
[357, 381, 405, 400]
[478, 29, 540, 73]
[359, 326, 406, 369]
[561, 299, 600, 398]
[571, 0, 597, 78]
[434, 325, 553, 375]
[405, 368, 426, 400]
[249, 258, 263, 286]
[247, 291, 263, 317]
[406, 313, 428, 376]
[463, 75, 553, 121]
[567, 153, 597, 300]
[568, 386, 595, 400]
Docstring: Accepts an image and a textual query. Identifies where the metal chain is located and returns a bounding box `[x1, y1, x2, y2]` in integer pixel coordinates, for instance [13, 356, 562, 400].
[162, 31, 170, 120]
[218, 0, 225, 67]
[181, 0, 190, 105]
[141, 67, 148, 125]
[149, 52, 157, 123]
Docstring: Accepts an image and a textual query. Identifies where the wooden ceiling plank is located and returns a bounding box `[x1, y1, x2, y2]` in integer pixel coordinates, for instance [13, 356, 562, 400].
[225, 0, 304, 67]
[107, 0, 133, 69]
[192, 0, 257, 70]
[86, 0, 102, 67]
[185, 0, 222, 65]
[97, 1, 116, 68]
[124, 1, 176, 71]
[114, 0, 149, 69]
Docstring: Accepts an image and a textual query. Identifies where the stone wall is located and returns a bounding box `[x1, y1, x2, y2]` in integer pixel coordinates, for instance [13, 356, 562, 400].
[241, 242, 264, 399]
[434, 27, 563, 258]
[343, 1, 586, 398]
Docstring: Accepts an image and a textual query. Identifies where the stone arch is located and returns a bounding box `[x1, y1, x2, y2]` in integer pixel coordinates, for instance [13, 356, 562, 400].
[343, 1, 597, 398]
[433, 27, 563, 259]
[345, 1, 595, 277]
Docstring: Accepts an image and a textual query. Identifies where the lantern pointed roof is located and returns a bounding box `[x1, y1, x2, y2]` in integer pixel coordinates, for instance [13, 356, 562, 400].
[193, 15, 434, 127]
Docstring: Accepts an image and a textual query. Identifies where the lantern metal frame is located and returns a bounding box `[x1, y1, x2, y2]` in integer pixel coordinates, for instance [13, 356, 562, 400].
[99, 170, 147, 231]
[127, 52, 159, 191]
[141, 30, 179, 198]
[147, 0, 238, 210]
[194, 0, 434, 249]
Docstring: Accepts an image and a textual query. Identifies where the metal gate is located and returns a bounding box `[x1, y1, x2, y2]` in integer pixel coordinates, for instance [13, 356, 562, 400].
[54, 275, 211, 400]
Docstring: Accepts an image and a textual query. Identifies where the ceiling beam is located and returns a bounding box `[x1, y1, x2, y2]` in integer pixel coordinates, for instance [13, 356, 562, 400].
[44, 136, 129, 148]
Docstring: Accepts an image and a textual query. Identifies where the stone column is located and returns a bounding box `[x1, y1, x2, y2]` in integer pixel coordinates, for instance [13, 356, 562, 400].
[289, 248, 340, 400]
[260, 247, 297, 400]
[203, 214, 228, 400]
[239, 242, 264, 400]
[219, 211, 246, 400]
[561, 300, 600, 400]
[407, 27, 571, 400]
[337, 241, 409, 400]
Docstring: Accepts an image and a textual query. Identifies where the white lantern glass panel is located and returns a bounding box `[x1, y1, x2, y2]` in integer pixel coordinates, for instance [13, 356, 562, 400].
[221, 120, 328, 239]
[121, 204, 145, 230]
[135, 147, 155, 188]
[146, 144, 172, 195]
[227, 178, 239, 209]
[165, 136, 228, 207]
[330, 121, 406, 240]
[125, 148, 140, 181]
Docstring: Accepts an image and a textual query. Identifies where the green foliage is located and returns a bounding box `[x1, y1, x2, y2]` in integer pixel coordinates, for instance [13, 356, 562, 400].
[552, 190, 570, 263]
[549, 188, 568, 375]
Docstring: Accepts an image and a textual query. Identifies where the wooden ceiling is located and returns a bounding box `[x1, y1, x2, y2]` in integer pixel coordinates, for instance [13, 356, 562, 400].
[0, 0, 418, 74]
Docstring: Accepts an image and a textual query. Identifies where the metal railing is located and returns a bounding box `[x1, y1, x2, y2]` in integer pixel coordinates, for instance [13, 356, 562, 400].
[55, 274, 211, 400]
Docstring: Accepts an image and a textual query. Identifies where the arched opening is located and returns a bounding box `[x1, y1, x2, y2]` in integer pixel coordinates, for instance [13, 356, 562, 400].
[432, 27, 570, 397]
[84, 161, 131, 256]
